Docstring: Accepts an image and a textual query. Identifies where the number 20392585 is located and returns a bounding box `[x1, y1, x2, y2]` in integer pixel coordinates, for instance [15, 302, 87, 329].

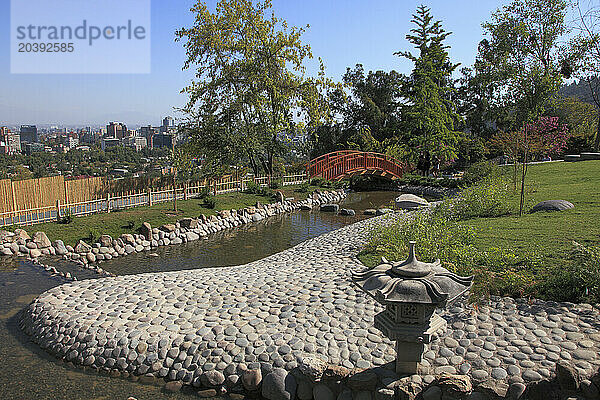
[18, 42, 74, 52]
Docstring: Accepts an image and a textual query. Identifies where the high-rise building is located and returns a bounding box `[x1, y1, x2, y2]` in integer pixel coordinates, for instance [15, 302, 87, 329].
[106, 122, 128, 139]
[151, 133, 175, 149]
[0, 127, 22, 154]
[162, 116, 174, 128]
[19, 125, 38, 143]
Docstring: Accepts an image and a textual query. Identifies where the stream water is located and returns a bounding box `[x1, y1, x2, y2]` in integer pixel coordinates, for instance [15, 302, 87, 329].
[0, 191, 397, 400]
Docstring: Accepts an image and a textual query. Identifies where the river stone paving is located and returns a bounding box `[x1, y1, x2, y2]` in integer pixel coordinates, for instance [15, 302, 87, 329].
[21, 212, 600, 388]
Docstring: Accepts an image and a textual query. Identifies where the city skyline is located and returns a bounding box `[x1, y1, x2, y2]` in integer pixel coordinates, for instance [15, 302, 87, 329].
[1, 0, 503, 125]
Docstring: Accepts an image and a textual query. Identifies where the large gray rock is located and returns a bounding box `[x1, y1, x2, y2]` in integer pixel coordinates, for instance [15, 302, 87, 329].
[530, 200, 574, 213]
[160, 224, 176, 232]
[395, 194, 429, 210]
[99, 235, 113, 247]
[201, 370, 225, 387]
[313, 384, 334, 400]
[242, 368, 262, 391]
[320, 204, 339, 213]
[179, 218, 198, 229]
[339, 208, 355, 216]
[262, 368, 297, 400]
[74, 240, 91, 254]
[140, 222, 152, 240]
[14, 228, 31, 241]
[363, 209, 377, 215]
[53, 240, 68, 255]
[298, 357, 328, 382]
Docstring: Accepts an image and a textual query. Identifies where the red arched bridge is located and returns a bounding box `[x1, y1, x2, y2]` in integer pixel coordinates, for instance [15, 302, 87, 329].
[307, 150, 408, 181]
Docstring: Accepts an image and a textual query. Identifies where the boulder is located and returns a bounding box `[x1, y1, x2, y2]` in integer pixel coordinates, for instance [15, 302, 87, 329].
[185, 232, 200, 241]
[313, 384, 334, 400]
[140, 222, 152, 240]
[218, 210, 231, 219]
[53, 240, 68, 255]
[0, 247, 13, 256]
[179, 218, 198, 229]
[376, 208, 393, 215]
[242, 368, 262, 391]
[74, 240, 91, 254]
[298, 357, 328, 382]
[338, 209, 355, 216]
[14, 228, 30, 241]
[395, 194, 429, 210]
[556, 362, 581, 391]
[437, 374, 472, 394]
[29, 248, 42, 258]
[348, 371, 378, 391]
[160, 224, 176, 233]
[530, 200, 574, 213]
[0, 230, 14, 242]
[363, 209, 376, 216]
[320, 204, 339, 213]
[99, 235, 113, 247]
[262, 368, 297, 400]
[201, 370, 225, 387]
[122, 234, 136, 245]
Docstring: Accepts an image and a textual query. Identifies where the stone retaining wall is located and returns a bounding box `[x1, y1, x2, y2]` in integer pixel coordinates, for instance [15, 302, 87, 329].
[0, 189, 347, 280]
[19, 212, 600, 400]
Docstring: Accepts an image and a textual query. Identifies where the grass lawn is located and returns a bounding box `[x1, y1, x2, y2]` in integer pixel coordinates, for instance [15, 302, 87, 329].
[465, 160, 600, 264]
[12, 183, 325, 246]
[358, 160, 600, 302]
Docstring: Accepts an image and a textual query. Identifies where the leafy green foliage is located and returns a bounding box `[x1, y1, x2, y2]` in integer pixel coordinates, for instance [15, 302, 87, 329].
[59, 209, 73, 225]
[473, 0, 567, 127]
[202, 196, 216, 209]
[396, 5, 462, 162]
[435, 176, 513, 220]
[539, 242, 600, 303]
[177, 0, 339, 176]
[397, 173, 459, 189]
[360, 211, 539, 301]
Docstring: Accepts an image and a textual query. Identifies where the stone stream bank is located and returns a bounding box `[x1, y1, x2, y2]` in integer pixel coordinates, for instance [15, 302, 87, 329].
[0, 190, 347, 281]
[19, 212, 600, 400]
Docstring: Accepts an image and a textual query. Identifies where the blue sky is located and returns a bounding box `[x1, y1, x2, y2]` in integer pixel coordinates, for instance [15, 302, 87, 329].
[0, 0, 504, 126]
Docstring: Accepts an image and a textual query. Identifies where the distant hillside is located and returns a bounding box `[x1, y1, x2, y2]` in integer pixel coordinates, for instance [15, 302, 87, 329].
[559, 79, 599, 106]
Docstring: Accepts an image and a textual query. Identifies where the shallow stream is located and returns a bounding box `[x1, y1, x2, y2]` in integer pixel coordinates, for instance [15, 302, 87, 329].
[0, 191, 396, 399]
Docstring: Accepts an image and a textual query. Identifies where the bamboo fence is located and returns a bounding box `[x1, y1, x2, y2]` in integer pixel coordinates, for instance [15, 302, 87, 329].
[0, 173, 308, 228]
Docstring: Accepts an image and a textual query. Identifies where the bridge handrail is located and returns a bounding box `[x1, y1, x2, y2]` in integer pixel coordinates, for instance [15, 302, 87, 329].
[307, 151, 408, 181]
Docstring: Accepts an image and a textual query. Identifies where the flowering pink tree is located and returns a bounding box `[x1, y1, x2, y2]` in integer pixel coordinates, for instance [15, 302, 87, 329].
[519, 116, 570, 215]
[524, 116, 570, 158]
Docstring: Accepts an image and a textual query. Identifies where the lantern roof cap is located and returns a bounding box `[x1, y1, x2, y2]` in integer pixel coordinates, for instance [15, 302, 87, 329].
[352, 241, 473, 306]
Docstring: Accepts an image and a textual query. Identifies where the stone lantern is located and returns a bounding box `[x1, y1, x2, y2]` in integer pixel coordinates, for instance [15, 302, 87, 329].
[352, 241, 473, 374]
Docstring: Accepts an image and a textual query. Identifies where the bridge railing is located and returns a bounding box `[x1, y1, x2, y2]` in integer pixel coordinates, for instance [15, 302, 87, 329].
[307, 151, 407, 181]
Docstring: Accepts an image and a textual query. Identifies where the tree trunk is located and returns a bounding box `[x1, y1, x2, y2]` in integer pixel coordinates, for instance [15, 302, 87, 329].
[519, 150, 528, 217]
[594, 109, 600, 152]
[173, 174, 177, 212]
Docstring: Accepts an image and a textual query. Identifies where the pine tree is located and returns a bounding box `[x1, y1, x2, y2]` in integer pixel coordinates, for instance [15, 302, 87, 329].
[397, 5, 461, 162]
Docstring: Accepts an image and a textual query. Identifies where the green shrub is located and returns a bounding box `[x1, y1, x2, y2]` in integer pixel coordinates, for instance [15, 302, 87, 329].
[269, 179, 281, 190]
[295, 182, 309, 193]
[87, 228, 100, 242]
[461, 161, 496, 186]
[360, 211, 540, 301]
[198, 186, 212, 199]
[203, 196, 216, 209]
[538, 242, 600, 304]
[310, 177, 325, 187]
[245, 181, 261, 194]
[59, 209, 74, 224]
[435, 176, 513, 220]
